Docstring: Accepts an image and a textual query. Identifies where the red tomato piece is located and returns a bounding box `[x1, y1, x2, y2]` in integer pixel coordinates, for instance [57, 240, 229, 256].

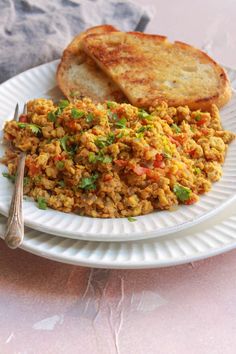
[196, 118, 207, 126]
[185, 196, 197, 205]
[66, 120, 77, 130]
[188, 149, 196, 157]
[28, 164, 40, 177]
[201, 129, 209, 135]
[168, 135, 180, 146]
[6, 133, 14, 141]
[115, 160, 128, 167]
[174, 134, 186, 144]
[116, 107, 126, 118]
[146, 169, 160, 180]
[103, 174, 113, 182]
[54, 155, 63, 162]
[19, 114, 28, 123]
[153, 153, 163, 168]
[133, 165, 150, 176]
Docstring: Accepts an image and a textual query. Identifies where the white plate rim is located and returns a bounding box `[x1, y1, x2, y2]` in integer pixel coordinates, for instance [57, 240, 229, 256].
[0, 60, 236, 242]
[1, 198, 236, 269]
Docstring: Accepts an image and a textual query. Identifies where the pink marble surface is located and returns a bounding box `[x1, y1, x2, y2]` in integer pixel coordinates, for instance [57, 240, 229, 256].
[1, 244, 236, 354]
[1, 1, 236, 353]
[143, 0, 236, 68]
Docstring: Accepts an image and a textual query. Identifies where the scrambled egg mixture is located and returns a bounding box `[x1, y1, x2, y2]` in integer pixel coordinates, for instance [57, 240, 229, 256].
[1, 98, 235, 218]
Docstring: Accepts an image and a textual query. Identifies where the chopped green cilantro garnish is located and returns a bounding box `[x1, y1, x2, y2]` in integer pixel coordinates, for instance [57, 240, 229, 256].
[102, 155, 113, 164]
[145, 116, 153, 121]
[2, 172, 15, 183]
[136, 125, 152, 138]
[79, 173, 99, 191]
[195, 115, 202, 121]
[86, 113, 94, 123]
[127, 216, 137, 222]
[59, 136, 77, 155]
[56, 161, 64, 170]
[136, 125, 152, 133]
[29, 124, 41, 134]
[51, 100, 69, 119]
[88, 152, 97, 163]
[107, 101, 116, 109]
[48, 111, 56, 122]
[23, 176, 30, 186]
[58, 100, 69, 109]
[71, 108, 84, 119]
[34, 175, 42, 183]
[136, 126, 146, 133]
[136, 132, 144, 139]
[162, 152, 172, 159]
[59, 139, 77, 156]
[106, 132, 115, 145]
[194, 167, 201, 175]
[95, 133, 115, 148]
[173, 184, 191, 202]
[69, 143, 78, 156]
[88, 151, 112, 164]
[138, 109, 151, 120]
[18, 123, 41, 134]
[171, 123, 181, 134]
[95, 137, 107, 148]
[59, 136, 69, 152]
[109, 111, 118, 121]
[116, 117, 127, 129]
[58, 180, 65, 188]
[37, 197, 47, 210]
[55, 107, 62, 116]
[117, 131, 124, 139]
[2, 172, 30, 186]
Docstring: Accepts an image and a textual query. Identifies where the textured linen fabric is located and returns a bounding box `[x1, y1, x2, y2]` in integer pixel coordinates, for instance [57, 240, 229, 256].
[0, 0, 150, 83]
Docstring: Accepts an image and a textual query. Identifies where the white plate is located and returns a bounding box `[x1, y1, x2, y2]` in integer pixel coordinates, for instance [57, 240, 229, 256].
[1, 196, 236, 268]
[0, 61, 236, 242]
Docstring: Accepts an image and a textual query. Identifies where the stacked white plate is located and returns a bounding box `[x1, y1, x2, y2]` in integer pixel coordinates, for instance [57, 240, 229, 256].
[0, 60, 235, 268]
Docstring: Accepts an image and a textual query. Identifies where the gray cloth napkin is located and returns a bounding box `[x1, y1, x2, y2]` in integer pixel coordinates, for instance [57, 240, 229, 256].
[0, 0, 151, 84]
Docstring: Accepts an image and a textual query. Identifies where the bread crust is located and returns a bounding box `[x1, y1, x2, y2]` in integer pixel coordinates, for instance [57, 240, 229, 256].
[56, 25, 126, 103]
[82, 31, 232, 110]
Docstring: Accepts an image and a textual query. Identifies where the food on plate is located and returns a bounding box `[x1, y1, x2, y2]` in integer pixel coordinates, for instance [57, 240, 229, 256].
[57, 25, 125, 103]
[81, 30, 231, 110]
[1, 98, 235, 218]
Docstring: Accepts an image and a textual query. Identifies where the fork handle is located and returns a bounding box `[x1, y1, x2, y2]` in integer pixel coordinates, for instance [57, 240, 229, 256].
[4, 152, 26, 249]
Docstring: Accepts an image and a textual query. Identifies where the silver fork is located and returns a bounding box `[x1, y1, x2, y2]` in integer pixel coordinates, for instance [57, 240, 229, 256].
[4, 104, 26, 249]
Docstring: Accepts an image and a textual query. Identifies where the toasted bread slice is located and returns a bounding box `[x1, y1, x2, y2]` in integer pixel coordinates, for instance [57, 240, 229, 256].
[56, 25, 126, 103]
[82, 31, 231, 110]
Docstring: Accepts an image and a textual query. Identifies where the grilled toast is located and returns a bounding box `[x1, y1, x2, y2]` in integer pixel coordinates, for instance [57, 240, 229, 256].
[82, 31, 231, 110]
[56, 25, 125, 102]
